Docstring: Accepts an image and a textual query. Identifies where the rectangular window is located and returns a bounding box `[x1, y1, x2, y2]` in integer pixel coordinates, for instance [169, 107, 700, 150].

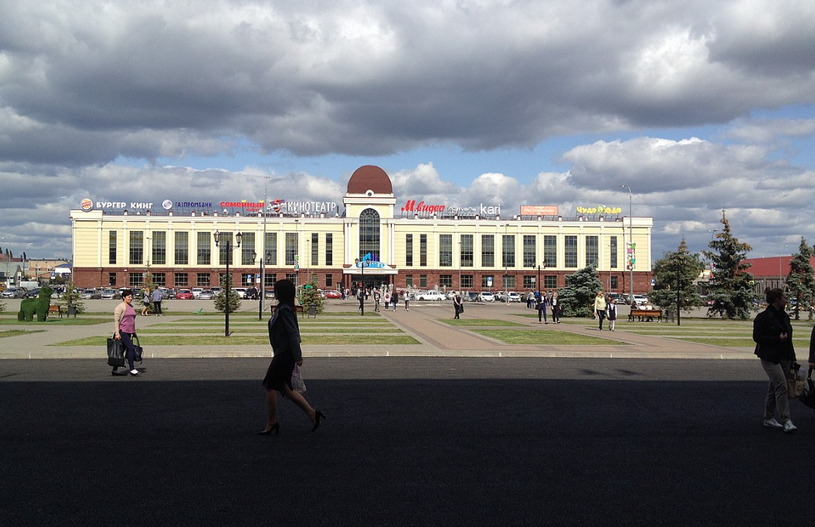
[440, 234, 453, 267]
[461, 275, 473, 289]
[264, 233, 277, 266]
[544, 275, 558, 289]
[502, 235, 515, 268]
[175, 232, 189, 265]
[406, 274, 414, 287]
[152, 272, 166, 286]
[544, 235, 557, 268]
[285, 233, 298, 266]
[461, 235, 473, 267]
[241, 273, 254, 286]
[311, 233, 319, 266]
[419, 274, 427, 287]
[218, 232, 234, 265]
[197, 273, 210, 287]
[129, 272, 144, 287]
[175, 273, 189, 287]
[264, 273, 276, 288]
[108, 231, 117, 265]
[152, 231, 166, 265]
[565, 235, 578, 268]
[241, 232, 255, 266]
[523, 235, 536, 267]
[439, 274, 453, 287]
[197, 232, 211, 265]
[129, 231, 143, 265]
[325, 233, 333, 266]
[285, 273, 297, 284]
[586, 236, 598, 267]
[611, 276, 619, 289]
[420, 234, 427, 267]
[482, 275, 494, 289]
[610, 236, 618, 269]
[523, 275, 536, 289]
[108, 272, 117, 286]
[482, 235, 494, 267]
[406, 234, 414, 266]
[503, 274, 515, 289]
[325, 274, 333, 287]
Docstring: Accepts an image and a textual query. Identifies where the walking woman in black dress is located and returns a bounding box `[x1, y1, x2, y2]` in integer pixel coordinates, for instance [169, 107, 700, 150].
[259, 279, 326, 435]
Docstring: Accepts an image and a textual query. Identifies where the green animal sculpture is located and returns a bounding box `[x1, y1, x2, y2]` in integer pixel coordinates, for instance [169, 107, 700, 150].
[17, 286, 54, 322]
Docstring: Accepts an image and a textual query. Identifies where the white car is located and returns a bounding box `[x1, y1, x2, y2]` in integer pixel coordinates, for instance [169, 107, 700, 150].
[629, 294, 648, 306]
[414, 290, 445, 301]
[191, 287, 204, 298]
[506, 292, 522, 303]
[233, 287, 248, 298]
[478, 291, 495, 302]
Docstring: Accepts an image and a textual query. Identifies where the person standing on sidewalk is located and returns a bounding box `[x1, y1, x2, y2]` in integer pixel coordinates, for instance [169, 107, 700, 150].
[453, 292, 463, 319]
[151, 287, 163, 316]
[259, 279, 325, 436]
[594, 291, 607, 330]
[551, 291, 560, 323]
[753, 288, 797, 433]
[113, 289, 140, 376]
[403, 290, 410, 311]
[537, 291, 548, 324]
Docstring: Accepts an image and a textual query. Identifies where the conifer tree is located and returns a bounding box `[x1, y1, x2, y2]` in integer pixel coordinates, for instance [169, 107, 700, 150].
[785, 237, 815, 320]
[703, 213, 754, 319]
[557, 265, 602, 317]
[649, 239, 705, 312]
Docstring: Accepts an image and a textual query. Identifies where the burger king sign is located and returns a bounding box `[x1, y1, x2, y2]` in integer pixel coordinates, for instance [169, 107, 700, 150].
[80, 198, 93, 212]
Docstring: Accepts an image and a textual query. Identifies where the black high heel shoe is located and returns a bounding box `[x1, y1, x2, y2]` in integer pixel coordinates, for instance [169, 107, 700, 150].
[258, 423, 279, 436]
[312, 410, 326, 432]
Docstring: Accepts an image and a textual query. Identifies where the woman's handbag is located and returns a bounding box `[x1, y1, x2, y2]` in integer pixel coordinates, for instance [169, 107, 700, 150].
[106, 336, 126, 367]
[787, 363, 808, 399]
[291, 364, 306, 393]
[800, 367, 815, 409]
[132, 335, 143, 363]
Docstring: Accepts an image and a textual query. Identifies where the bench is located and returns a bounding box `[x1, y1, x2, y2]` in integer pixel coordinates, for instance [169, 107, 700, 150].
[48, 304, 63, 319]
[629, 309, 662, 322]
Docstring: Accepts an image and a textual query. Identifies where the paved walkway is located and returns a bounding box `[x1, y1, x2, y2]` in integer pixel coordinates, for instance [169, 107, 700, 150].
[0, 298, 756, 360]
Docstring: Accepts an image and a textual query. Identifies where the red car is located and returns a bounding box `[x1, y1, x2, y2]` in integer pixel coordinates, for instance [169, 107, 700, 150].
[323, 289, 342, 299]
[175, 289, 194, 300]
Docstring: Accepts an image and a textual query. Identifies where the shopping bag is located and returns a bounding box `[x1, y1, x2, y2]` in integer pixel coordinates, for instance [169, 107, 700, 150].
[291, 364, 306, 393]
[106, 337, 125, 367]
[800, 367, 815, 409]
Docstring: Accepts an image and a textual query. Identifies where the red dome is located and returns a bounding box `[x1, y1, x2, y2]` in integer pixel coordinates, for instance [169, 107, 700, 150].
[347, 165, 393, 194]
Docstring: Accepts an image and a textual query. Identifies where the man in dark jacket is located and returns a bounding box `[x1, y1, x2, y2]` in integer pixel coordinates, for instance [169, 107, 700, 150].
[753, 288, 797, 433]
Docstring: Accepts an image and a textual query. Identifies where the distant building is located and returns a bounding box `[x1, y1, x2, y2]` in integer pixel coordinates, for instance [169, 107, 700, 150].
[69, 165, 654, 293]
[742, 255, 815, 293]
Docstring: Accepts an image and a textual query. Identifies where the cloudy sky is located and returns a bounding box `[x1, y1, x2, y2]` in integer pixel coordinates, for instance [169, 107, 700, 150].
[2, 0, 815, 262]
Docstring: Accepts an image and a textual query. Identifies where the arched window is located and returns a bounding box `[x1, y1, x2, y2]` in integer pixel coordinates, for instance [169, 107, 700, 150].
[359, 209, 380, 261]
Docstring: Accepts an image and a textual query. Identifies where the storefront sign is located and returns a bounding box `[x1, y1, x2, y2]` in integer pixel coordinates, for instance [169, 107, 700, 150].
[576, 205, 622, 215]
[520, 205, 559, 216]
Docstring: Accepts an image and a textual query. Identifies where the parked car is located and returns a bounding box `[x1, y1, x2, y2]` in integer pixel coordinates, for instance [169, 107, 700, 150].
[233, 287, 248, 298]
[100, 288, 117, 299]
[79, 288, 101, 299]
[176, 289, 194, 300]
[465, 292, 479, 302]
[324, 289, 342, 299]
[191, 287, 204, 298]
[478, 291, 495, 302]
[414, 290, 445, 301]
[264, 288, 276, 299]
[198, 289, 215, 300]
[24, 288, 42, 298]
[628, 294, 648, 306]
[506, 292, 522, 303]
[2, 287, 27, 298]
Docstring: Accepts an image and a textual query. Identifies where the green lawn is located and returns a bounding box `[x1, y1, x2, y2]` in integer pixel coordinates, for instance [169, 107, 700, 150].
[473, 329, 624, 345]
[0, 329, 45, 338]
[55, 334, 419, 346]
[438, 319, 525, 327]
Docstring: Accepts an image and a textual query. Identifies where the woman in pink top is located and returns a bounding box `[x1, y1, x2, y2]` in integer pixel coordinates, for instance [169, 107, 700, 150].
[112, 289, 140, 376]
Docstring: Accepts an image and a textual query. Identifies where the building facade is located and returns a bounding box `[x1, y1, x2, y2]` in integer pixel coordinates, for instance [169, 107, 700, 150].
[69, 165, 654, 293]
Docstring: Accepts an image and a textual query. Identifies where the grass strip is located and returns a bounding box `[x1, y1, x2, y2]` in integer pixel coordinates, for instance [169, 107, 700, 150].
[1, 329, 45, 338]
[0, 317, 110, 326]
[438, 319, 525, 327]
[54, 334, 420, 346]
[473, 329, 624, 345]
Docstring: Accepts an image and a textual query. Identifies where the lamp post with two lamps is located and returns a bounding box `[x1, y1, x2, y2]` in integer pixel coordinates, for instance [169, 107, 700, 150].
[620, 184, 634, 302]
[213, 230, 242, 337]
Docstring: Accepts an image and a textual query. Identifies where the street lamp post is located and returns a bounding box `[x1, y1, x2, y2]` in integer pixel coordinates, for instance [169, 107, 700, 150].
[355, 256, 370, 316]
[213, 230, 242, 337]
[537, 260, 547, 293]
[621, 184, 634, 302]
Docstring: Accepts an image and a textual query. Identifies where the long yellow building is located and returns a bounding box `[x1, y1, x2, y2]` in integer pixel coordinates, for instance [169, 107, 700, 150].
[70, 165, 653, 294]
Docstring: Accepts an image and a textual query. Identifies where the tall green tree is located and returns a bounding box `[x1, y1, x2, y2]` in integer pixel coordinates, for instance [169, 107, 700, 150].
[558, 265, 602, 317]
[703, 213, 754, 319]
[785, 237, 815, 320]
[649, 239, 706, 312]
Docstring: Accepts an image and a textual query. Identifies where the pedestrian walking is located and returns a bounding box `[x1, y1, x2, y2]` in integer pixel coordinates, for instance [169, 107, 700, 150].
[383, 290, 391, 311]
[453, 292, 463, 319]
[537, 291, 548, 324]
[374, 289, 381, 312]
[753, 288, 797, 433]
[594, 291, 607, 330]
[259, 279, 325, 436]
[403, 290, 410, 311]
[140, 288, 150, 316]
[112, 289, 140, 376]
[551, 291, 560, 323]
[606, 296, 617, 331]
[392, 290, 398, 311]
[151, 287, 163, 316]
